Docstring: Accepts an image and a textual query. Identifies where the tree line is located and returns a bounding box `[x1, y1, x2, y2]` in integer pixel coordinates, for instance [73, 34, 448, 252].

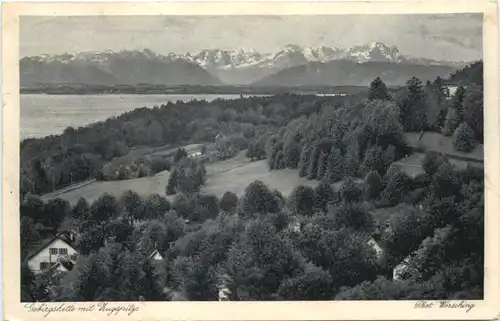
[21, 94, 359, 196]
[262, 71, 483, 182]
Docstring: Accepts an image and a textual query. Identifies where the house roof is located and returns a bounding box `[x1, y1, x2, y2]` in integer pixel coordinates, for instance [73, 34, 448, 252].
[404, 131, 483, 162]
[147, 249, 163, 260]
[350, 229, 376, 243]
[25, 231, 77, 261]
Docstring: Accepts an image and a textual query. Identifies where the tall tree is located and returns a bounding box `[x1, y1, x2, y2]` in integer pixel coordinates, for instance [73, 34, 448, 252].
[72, 197, 91, 221]
[343, 142, 360, 178]
[226, 220, 303, 300]
[284, 141, 301, 169]
[307, 144, 322, 180]
[430, 161, 461, 199]
[380, 170, 412, 206]
[119, 190, 143, 222]
[324, 147, 344, 183]
[238, 180, 281, 217]
[316, 151, 328, 180]
[365, 170, 383, 200]
[452, 122, 477, 153]
[398, 77, 428, 132]
[462, 85, 484, 142]
[90, 193, 120, 223]
[20, 217, 41, 257]
[220, 191, 239, 213]
[339, 178, 364, 203]
[381, 207, 433, 267]
[314, 180, 335, 213]
[368, 77, 391, 101]
[288, 185, 316, 216]
[297, 144, 312, 178]
[143, 194, 171, 220]
[361, 145, 385, 176]
[452, 86, 467, 123]
[193, 194, 220, 222]
[329, 201, 374, 230]
[172, 192, 192, 219]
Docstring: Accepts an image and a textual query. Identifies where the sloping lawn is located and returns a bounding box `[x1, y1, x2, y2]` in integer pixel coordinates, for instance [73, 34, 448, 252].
[44, 151, 319, 206]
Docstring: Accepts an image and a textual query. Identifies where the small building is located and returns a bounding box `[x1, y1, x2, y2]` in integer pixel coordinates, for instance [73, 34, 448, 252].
[217, 273, 232, 301]
[215, 132, 226, 142]
[366, 236, 384, 260]
[148, 249, 164, 262]
[285, 216, 302, 233]
[392, 254, 418, 281]
[188, 151, 202, 158]
[350, 230, 386, 261]
[446, 85, 460, 97]
[27, 231, 78, 275]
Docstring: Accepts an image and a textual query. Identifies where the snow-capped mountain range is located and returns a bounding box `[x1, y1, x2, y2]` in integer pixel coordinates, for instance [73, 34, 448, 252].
[21, 42, 469, 86]
[185, 42, 405, 69]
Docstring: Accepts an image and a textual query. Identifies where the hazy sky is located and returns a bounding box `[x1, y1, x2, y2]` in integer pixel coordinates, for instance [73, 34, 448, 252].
[20, 14, 483, 61]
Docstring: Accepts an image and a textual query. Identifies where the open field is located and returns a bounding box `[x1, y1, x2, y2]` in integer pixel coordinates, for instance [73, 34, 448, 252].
[404, 132, 484, 162]
[43, 151, 322, 206]
[41, 170, 171, 206]
[202, 152, 319, 199]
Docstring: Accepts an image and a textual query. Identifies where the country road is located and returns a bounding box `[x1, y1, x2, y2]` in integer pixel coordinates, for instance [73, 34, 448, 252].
[40, 179, 96, 201]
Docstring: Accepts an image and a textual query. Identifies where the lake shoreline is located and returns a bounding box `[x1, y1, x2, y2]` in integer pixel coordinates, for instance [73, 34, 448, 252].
[20, 93, 253, 140]
[20, 84, 371, 96]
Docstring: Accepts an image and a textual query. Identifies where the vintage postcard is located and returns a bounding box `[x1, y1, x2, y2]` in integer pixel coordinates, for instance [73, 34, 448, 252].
[2, 0, 499, 320]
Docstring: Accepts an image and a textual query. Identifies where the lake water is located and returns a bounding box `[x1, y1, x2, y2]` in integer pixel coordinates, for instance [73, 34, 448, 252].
[20, 94, 246, 140]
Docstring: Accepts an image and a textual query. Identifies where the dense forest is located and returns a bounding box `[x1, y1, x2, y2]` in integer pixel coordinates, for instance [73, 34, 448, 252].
[448, 61, 483, 86]
[21, 61, 484, 301]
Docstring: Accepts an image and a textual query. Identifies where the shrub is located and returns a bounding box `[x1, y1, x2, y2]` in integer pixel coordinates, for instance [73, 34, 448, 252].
[452, 122, 477, 153]
[220, 192, 239, 213]
[380, 171, 412, 206]
[339, 178, 363, 203]
[288, 185, 316, 216]
[238, 180, 281, 216]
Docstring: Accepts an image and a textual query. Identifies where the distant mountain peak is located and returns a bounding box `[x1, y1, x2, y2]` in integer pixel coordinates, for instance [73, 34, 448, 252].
[283, 44, 303, 51]
[20, 48, 221, 87]
[21, 43, 468, 86]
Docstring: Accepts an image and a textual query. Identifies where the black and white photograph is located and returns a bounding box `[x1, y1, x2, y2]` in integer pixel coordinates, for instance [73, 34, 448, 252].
[8, 2, 493, 313]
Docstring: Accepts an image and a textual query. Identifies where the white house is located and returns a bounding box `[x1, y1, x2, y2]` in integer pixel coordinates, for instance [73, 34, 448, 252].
[27, 232, 78, 275]
[392, 255, 412, 281]
[218, 284, 231, 301]
[188, 151, 202, 158]
[148, 249, 164, 262]
[215, 132, 226, 141]
[366, 237, 384, 260]
[217, 273, 232, 301]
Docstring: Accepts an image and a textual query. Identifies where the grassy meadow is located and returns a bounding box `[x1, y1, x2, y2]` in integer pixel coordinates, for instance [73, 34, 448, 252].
[43, 151, 321, 206]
